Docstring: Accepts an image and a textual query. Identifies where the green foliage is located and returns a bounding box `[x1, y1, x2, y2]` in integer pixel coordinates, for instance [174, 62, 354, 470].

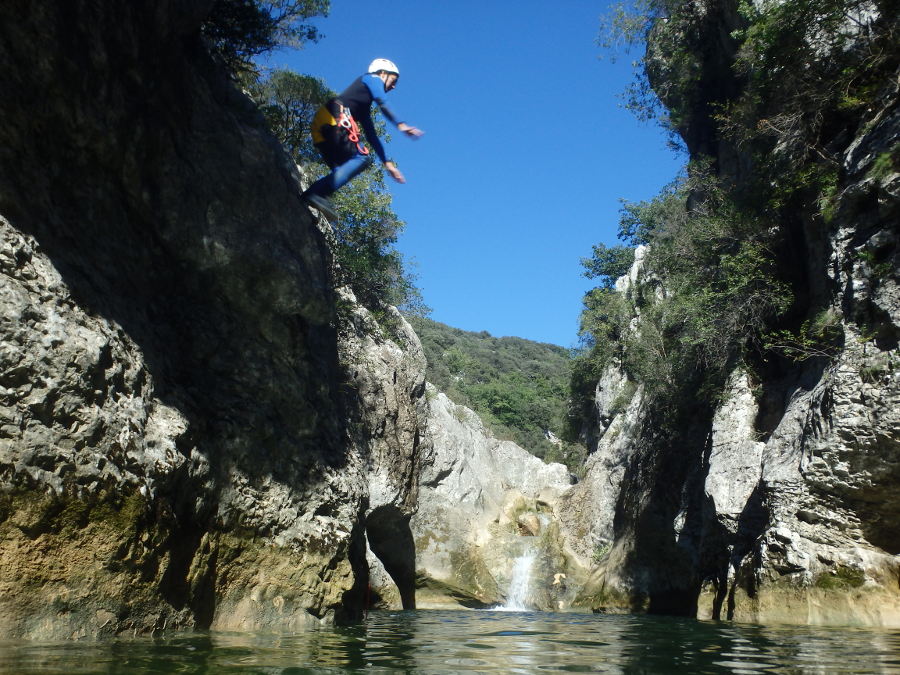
[596, 0, 672, 121]
[409, 317, 584, 469]
[597, 0, 659, 57]
[203, 0, 329, 72]
[246, 68, 426, 315]
[718, 0, 898, 199]
[616, 176, 687, 245]
[565, 345, 606, 441]
[608, 380, 638, 416]
[858, 348, 897, 384]
[814, 565, 866, 590]
[577, 287, 632, 352]
[637, 181, 790, 398]
[764, 310, 842, 362]
[856, 248, 893, 281]
[870, 144, 900, 182]
[580, 244, 634, 290]
[331, 178, 427, 315]
[578, 0, 897, 444]
[592, 541, 611, 564]
[572, 167, 793, 430]
[250, 70, 331, 161]
[815, 169, 841, 223]
[598, 1, 717, 151]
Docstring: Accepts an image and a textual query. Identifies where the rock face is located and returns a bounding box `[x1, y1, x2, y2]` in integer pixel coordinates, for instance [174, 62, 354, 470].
[567, 136, 900, 626]
[0, 0, 425, 639]
[402, 389, 579, 610]
[0, 0, 568, 636]
[566, 0, 900, 626]
[569, 224, 900, 625]
[336, 290, 427, 610]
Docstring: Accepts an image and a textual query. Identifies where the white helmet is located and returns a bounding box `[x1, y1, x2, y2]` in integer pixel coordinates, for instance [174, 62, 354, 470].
[368, 58, 399, 76]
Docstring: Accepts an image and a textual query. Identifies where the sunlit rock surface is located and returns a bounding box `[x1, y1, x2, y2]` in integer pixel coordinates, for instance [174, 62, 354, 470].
[399, 389, 581, 610]
[336, 289, 427, 610]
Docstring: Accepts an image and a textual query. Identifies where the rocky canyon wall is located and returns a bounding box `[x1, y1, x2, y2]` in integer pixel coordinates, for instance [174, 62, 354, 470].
[563, 0, 900, 626]
[0, 0, 426, 639]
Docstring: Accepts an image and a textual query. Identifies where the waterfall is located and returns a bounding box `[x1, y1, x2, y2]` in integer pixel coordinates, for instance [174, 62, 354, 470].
[497, 551, 536, 611]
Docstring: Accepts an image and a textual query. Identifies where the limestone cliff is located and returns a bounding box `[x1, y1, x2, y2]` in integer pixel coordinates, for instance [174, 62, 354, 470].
[0, 0, 426, 639]
[565, 0, 900, 626]
[370, 387, 578, 611]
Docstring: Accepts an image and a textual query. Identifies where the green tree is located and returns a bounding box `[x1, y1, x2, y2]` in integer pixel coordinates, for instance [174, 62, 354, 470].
[202, 0, 330, 72]
[409, 317, 584, 469]
[597, 0, 683, 141]
[251, 71, 331, 161]
[580, 244, 634, 290]
[572, 166, 792, 432]
[616, 175, 687, 245]
[717, 0, 898, 207]
[331, 173, 427, 315]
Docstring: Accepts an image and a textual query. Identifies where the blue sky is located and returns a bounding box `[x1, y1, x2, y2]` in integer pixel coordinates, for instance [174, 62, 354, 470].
[267, 1, 683, 348]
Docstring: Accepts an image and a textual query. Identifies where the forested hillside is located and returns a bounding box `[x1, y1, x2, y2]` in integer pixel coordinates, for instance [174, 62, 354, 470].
[408, 317, 584, 468]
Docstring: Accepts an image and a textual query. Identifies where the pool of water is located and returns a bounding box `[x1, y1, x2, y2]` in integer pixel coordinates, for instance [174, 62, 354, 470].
[1, 609, 899, 673]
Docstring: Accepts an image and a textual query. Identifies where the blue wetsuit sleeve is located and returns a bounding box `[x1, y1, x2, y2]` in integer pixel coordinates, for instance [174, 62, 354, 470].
[362, 73, 402, 126]
[359, 112, 388, 164]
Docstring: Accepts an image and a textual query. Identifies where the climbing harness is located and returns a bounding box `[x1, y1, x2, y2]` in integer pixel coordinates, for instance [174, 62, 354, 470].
[335, 104, 370, 157]
[311, 98, 370, 167]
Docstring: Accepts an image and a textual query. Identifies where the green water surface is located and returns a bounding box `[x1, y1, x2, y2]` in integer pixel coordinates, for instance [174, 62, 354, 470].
[1, 609, 899, 673]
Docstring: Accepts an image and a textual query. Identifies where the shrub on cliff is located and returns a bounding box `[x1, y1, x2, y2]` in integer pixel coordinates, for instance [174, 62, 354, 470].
[570, 0, 896, 438]
[580, 244, 634, 290]
[571, 167, 792, 432]
[717, 0, 898, 209]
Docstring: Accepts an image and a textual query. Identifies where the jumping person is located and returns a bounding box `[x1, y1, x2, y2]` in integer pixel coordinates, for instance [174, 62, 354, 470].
[301, 58, 424, 221]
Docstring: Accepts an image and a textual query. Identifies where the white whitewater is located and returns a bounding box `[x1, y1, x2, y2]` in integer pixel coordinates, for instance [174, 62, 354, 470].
[496, 551, 536, 611]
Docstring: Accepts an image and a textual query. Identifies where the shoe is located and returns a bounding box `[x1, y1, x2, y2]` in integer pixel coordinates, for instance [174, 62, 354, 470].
[303, 193, 338, 221]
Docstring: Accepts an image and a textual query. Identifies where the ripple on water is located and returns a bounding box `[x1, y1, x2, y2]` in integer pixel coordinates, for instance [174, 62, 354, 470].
[1, 610, 900, 673]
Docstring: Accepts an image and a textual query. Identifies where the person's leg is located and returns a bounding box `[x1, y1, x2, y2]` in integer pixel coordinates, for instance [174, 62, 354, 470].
[304, 153, 372, 198]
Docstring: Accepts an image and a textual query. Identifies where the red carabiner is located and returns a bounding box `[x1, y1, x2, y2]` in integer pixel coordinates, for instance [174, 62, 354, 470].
[337, 107, 369, 155]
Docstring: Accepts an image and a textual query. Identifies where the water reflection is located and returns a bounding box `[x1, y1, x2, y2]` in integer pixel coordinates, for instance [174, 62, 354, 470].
[1, 610, 899, 673]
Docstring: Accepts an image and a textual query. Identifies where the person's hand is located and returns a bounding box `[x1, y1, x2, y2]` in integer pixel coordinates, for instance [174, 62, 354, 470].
[398, 123, 424, 139]
[384, 161, 406, 183]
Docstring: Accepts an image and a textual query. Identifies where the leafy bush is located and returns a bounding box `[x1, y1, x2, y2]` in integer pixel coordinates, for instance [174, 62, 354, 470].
[764, 310, 843, 362]
[870, 145, 900, 182]
[580, 244, 634, 290]
[250, 70, 331, 161]
[814, 565, 866, 590]
[572, 166, 792, 431]
[597, 0, 730, 151]
[330, 179, 427, 315]
[717, 0, 898, 204]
